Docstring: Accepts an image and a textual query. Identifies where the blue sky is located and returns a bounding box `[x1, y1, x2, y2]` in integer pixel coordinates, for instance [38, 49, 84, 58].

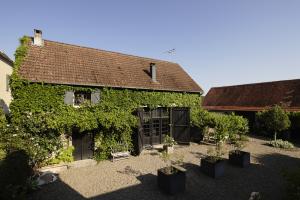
[1, 0, 300, 93]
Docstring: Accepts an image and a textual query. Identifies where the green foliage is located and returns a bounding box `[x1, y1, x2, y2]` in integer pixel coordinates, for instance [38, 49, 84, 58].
[256, 105, 291, 140]
[203, 113, 245, 144]
[227, 114, 249, 143]
[1, 122, 62, 167]
[10, 36, 31, 93]
[0, 150, 33, 200]
[201, 112, 249, 159]
[269, 139, 294, 149]
[0, 108, 6, 130]
[163, 135, 177, 147]
[48, 146, 74, 165]
[283, 167, 300, 200]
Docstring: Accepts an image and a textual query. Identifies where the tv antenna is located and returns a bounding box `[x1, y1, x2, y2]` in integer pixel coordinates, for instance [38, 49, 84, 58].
[163, 48, 176, 54]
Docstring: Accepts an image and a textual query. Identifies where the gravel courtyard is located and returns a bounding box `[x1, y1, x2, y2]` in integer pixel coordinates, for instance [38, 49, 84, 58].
[29, 136, 300, 200]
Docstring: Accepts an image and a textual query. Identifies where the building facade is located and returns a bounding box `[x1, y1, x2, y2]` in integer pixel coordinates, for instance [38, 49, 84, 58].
[0, 52, 13, 114]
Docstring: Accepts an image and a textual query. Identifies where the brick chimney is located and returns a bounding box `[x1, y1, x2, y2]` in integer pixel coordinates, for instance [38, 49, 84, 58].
[150, 63, 157, 82]
[33, 29, 43, 46]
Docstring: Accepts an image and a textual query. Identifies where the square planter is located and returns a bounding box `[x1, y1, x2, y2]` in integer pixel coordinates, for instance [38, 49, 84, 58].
[163, 145, 174, 154]
[157, 165, 186, 195]
[229, 150, 250, 168]
[200, 157, 225, 178]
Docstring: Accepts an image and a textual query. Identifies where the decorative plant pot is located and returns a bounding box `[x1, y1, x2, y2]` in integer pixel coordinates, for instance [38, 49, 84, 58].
[163, 145, 174, 154]
[157, 165, 186, 195]
[229, 150, 250, 168]
[200, 157, 225, 178]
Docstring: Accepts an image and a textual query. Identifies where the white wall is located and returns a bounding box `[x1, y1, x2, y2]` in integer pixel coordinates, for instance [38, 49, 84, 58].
[0, 59, 13, 114]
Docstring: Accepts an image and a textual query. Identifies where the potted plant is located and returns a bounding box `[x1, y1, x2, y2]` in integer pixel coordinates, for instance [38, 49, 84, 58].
[163, 135, 177, 154]
[157, 151, 186, 195]
[201, 113, 230, 178]
[229, 140, 250, 168]
[201, 143, 226, 178]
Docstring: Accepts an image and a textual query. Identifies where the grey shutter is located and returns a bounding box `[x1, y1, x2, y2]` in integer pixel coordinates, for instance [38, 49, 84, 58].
[64, 91, 74, 105]
[91, 90, 100, 105]
[6, 75, 10, 91]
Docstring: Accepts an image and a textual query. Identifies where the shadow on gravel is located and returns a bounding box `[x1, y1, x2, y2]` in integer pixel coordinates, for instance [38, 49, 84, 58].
[28, 153, 300, 200]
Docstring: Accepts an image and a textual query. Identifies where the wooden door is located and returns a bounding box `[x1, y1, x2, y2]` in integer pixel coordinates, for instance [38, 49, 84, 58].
[72, 131, 94, 160]
[171, 107, 190, 144]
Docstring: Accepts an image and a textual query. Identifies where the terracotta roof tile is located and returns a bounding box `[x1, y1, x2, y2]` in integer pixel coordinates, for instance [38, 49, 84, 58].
[203, 79, 300, 111]
[19, 38, 203, 93]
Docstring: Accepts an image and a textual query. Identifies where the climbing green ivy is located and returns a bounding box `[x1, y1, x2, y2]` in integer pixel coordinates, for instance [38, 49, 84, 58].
[9, 36, 203, 164]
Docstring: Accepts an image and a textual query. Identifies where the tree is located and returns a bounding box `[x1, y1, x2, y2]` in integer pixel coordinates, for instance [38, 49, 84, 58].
[256, 105, 291, 141]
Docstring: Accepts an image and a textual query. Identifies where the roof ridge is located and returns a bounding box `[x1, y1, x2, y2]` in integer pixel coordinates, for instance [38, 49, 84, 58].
[35, 37, 179, 65]
[211, 78, 300, 89]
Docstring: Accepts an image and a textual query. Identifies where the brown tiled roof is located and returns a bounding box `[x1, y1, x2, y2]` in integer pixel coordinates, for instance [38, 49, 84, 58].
[0, 51, 13, 66]
[19, 38, 203, 93]
[203, 79, 300, 112]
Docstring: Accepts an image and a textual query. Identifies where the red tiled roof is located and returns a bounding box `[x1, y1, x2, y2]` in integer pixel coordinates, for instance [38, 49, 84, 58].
[203, 79, 300, 112]
[19, 38, 203, 93]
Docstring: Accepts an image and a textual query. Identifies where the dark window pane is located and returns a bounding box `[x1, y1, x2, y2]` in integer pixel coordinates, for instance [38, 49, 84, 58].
[74, 91, 91, 106]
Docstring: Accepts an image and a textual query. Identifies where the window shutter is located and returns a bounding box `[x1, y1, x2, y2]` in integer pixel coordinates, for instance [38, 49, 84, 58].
[6, 75, 10, 92]
[64, 91, 74, 105]
[91, 90, 100, 105]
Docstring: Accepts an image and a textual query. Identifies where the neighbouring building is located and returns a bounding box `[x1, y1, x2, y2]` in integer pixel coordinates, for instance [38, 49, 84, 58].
[0, 51, 13, 114]
[14, 30, 203, 160]
[203, 79, 300, 129]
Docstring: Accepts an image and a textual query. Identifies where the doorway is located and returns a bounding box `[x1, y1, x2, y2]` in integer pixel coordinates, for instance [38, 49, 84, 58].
[72, 130, 94, 160]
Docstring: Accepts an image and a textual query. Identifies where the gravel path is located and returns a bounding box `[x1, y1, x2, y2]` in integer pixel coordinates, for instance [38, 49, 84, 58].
[29, 136, 300, 200]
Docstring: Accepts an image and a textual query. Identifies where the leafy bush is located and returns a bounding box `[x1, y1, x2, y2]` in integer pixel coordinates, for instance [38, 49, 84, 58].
[227, 114, 249, 143]
[48, 146, 74, 165]
[0, 150, 33, 200]
[283, 167, 300, 200]
[269, 139, 294, 149]
[163, 135, 177, 147]
[0, 118, 62, 167]
[256, 105, 291, 140]
[201, 112, 248, 144]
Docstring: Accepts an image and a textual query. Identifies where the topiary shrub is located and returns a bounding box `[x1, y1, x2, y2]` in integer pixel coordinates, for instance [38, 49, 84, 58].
[255, 105, 291, 141]
[0, 150, 33, 200]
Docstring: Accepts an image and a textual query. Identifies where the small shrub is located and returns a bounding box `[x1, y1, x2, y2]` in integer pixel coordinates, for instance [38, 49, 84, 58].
[227, 114, 249, 143]
[269, 139, 294, 149]
[163, 135, 177, 147]
[48, 146, 74, 165]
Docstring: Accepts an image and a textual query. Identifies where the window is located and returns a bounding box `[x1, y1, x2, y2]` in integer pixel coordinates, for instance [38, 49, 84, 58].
[74, 91, 91, 106]
[6, 75, 10, 92]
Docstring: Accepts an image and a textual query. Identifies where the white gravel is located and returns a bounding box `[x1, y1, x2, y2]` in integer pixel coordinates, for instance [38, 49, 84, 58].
[29, 136, 300, 200]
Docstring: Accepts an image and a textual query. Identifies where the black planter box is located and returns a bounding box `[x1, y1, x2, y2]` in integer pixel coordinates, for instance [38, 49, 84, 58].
[157, 165, 186, 195]
[229, 150, 250, 168]
[200, 157, 225, 178]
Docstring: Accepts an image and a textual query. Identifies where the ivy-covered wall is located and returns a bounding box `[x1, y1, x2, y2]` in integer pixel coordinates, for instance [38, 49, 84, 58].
[8, 36, 203, 164]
